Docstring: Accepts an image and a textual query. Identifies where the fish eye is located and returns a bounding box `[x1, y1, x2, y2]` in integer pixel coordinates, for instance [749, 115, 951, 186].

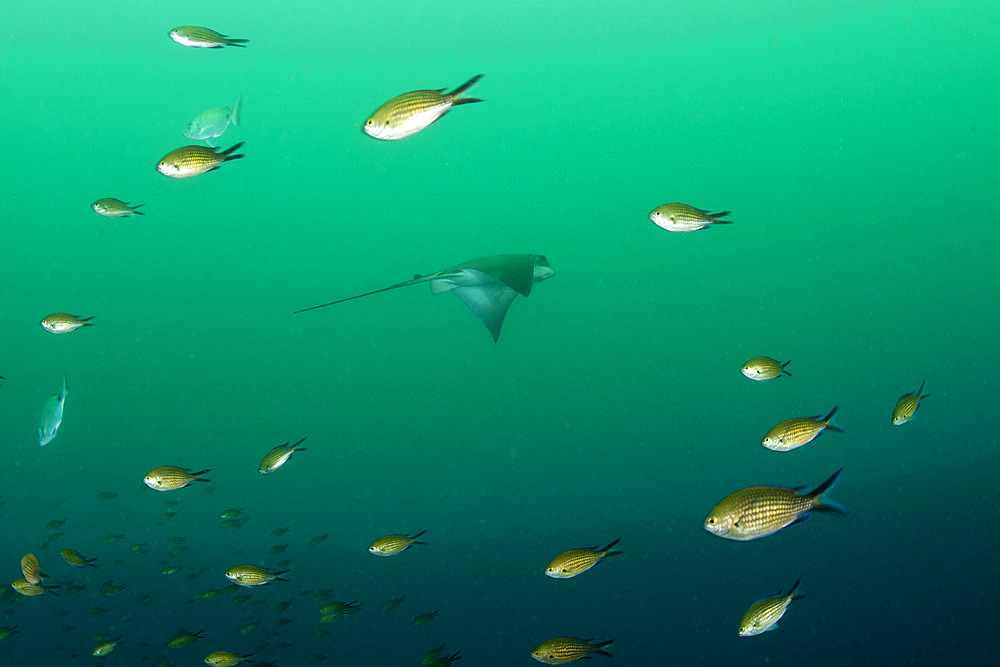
[366, 119, 373, 125]
[707, 517, 717, 525]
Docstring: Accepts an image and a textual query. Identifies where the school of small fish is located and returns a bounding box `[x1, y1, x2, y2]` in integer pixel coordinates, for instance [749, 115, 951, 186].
[4, 18, 940, 667]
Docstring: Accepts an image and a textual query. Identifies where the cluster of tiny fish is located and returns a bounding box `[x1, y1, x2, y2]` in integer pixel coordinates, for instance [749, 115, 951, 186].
[4, 22, 937, 667]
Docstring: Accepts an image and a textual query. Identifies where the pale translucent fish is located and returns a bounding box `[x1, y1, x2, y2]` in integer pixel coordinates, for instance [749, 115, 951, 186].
[38, 376, 68, 446]
[184, 96, 242, 146]
[168, 26, 248, 49]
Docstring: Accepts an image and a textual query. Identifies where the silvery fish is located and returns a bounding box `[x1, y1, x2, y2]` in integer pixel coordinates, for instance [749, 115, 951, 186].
[739, 579, 805, 636]
[168, 26, 248, 49]
[741, 356, 791, 381]
[37, 376, 68, 447]
[364, 74, 484, 141]
[184, 96, 242, 146]
[91, 198, 144, 218]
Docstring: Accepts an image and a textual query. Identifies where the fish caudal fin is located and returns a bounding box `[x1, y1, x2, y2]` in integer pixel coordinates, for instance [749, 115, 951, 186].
[449, 74, 485, 104]
[225, 38, 249, 47]
[600, 538, 623, 557]
[708, 210, 734, 224]
[132, 204, 145, 215]
[782, 360, 792, 376]
[219, 142, 245, 162]
[411, 530, 428, 544]
[592, 639, 614, 657]
[787, 578, 806, 600]
[807, 468, 847, 515]
[821, 405, 843, 432]
[192, 469, 212, 482]
[231, 95, 242, 127]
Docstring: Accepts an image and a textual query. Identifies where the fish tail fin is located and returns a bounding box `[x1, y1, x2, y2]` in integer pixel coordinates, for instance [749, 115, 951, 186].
[219, 142, 245, 161]
[916, 379, 931, 399]
[291, 436, 308, 449]
[192, 469, 212, 481]
[449, 74, 483, 98]
[709, 210, 734, 223]
[808, 468, 847, 515]
[781, 360, 792, 376]
[232, 95, 242, 127]
[787, 578, 805, 599]
[411, 530, 428, 542]
[226, 38, 249, 47]
[132, 204, 145, 215]
[600, 538, 623, 557]
[78, 316, 95, 324]
[273, 570, 290, 581]
[821, 405, 843, 432]
[592, 639, 614, 656]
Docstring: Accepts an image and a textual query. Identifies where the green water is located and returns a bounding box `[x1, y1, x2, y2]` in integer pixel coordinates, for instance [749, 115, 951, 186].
[2, 1, 998, 664]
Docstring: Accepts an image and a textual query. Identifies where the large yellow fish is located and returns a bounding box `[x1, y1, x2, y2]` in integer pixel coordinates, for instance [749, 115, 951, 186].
[648, 202, 733, 233]
[20, 554, 43, 585]
[258, 436, 308, 474]
[544, 538, 622, 579]
[60, 548, 98, 568]
[531, 638, 613, 664]
[761, 406, 842, 451]
[364, 75, 484, 140]
[892, 380, 931, 425]
[40, 313, 94, 334]
[156, 143, 244, 178]
[224, 565, 289, 587]
[143, 466, 212, 491]
[369, 531, 427, 556]
[169, 26, 248, 49]
[741, 356, 792, 381]
[739, 579, 805, 636]
[203, 651, 255, 666]
[703, 469, 845, 541]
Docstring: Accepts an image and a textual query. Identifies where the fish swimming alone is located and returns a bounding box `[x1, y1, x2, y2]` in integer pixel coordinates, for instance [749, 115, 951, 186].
[364, 74, 484, 140]
[91, 198, 144, 218]
[258, 436, 308, 474]
[369, 531, 427, 556]
[703, 468, 846, 541]
[531, 638, 613, 664]
[739, 579, 805, 636]
[168, 26, 248, 49]
[143, 466, 211, 491]
[37, 375, 68, 447]
[544, 538, 623, 579]
[157, 143, 244, 178]
[40, 313, 94, 334]
[185, 96, 242, 146]
[741, 356, 792, 381]
[761, 406, 842, 452]
[892, 380, 931, 425]
[649, 202, 733, 232]
[295, 254, 554, 342]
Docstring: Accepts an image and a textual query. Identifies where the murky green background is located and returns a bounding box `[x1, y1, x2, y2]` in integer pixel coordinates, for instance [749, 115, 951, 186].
[2, 1, 997, 664]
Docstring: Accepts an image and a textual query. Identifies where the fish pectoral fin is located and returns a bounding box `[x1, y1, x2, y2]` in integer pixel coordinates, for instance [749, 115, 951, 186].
[787, 514, 812, 528]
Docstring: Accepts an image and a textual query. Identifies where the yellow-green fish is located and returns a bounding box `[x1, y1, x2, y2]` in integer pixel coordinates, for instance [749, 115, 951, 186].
[544, 538, 622, 579]
[156, 142, 244, 178]
[258, 436, 308, 474]
[422, 643, 446, 665]
[892, 380, 931, 425]
[143, 466, 212, 491]
[91, 198, 144, 218]
[92, 636, 122, 656]
[46, 519, 67, 529]
[167, 629, 205, 648]
[741, 356, 792, 381]
[60, 548, 98, 568]
[40, 313, 94, 334]
[703, 468, 846, 541]
[100, 580, 126, 596]
[203, 651, 255, 666]
[169, 26, 248, 49]
[364, 74, 484, 141]
[369, 530, 427, 556]
[380, 596, 405, 611]
[10, 577, 58, 597]
[319, 600, 360, 616]
[220, 509, 244, 519]
[430, 651, 462, 666]
[531, 638, 613, 664]
[20, 554, 44, 585]
[739, 579, 805, 636]
[0, 626, 19, 640]
[412, 609, 439, 626]
[224, 565, 289, 587]
[761, 406, 842, 451]
[648, 202, 733, 233]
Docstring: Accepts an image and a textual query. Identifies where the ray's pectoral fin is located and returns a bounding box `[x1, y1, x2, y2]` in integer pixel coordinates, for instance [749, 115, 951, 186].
[450, 280, 519, 343]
